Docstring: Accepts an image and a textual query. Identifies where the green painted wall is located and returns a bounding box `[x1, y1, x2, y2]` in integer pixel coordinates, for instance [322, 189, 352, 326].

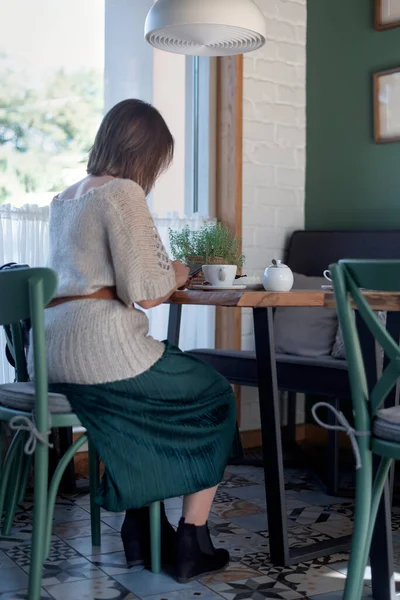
[305, 0, 400, 230]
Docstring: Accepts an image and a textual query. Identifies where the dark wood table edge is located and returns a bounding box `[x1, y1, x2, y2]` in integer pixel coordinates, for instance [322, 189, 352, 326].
[168, 289, 400, 311]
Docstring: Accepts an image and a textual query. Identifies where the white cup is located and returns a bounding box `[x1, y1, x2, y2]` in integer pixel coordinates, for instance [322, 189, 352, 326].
[323, 269, 332, 282]
[202, 265, 237, 287]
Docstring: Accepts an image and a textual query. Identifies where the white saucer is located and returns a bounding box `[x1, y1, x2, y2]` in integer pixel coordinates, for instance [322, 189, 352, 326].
[191, 284, 247, 291]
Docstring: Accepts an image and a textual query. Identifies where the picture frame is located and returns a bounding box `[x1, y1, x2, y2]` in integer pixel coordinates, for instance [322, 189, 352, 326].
[375, 0, 400, 30]
[373, 67, 400, 143]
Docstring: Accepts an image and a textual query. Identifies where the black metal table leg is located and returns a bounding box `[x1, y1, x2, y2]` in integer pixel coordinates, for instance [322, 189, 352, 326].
[167, 304, 182, 345]
[253, 307, 352, 566]
[253, 307, 290, 565]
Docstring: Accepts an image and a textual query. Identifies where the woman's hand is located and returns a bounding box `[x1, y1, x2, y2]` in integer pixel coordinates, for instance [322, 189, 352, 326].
[137, 261, 189, 309]
[172, 260, 190, 290]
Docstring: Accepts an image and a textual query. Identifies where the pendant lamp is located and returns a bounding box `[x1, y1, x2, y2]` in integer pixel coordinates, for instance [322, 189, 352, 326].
[144, 0, 266, 56]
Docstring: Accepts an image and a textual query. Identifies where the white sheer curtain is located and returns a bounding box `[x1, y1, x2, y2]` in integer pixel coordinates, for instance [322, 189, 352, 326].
[0, 204, 215, 384]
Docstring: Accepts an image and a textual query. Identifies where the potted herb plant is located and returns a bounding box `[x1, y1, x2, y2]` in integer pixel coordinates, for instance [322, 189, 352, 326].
[169, 222, 244, 284]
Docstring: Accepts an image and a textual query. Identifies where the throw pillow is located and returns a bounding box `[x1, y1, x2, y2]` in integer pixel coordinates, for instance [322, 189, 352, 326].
[274, 273, 338, 357]
[331, 311, 387, 360]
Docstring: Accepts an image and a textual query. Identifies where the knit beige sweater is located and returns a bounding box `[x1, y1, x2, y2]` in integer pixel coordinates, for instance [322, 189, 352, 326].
[28, 178, 177, 384]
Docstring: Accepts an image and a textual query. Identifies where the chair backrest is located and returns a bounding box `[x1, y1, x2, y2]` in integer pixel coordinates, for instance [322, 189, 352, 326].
[4, 321, 29, 382]
[330, 260, 400, 436]
[1, 263, 32, 383]
[0, 268, 58, 432]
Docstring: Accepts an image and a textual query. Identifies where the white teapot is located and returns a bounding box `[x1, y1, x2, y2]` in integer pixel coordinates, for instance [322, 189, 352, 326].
[262, 259, 294, 292]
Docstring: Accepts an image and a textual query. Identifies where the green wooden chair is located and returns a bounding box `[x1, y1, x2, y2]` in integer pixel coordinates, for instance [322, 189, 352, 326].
[312, 259, 400, 600]
[0, 267, 161, 600]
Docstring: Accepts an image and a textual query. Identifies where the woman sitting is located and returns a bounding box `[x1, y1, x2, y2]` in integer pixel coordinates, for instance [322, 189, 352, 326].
[31, 98, 241, 582]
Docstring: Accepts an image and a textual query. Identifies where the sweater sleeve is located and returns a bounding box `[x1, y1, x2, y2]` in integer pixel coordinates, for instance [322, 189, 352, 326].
[105, 179, 177, 306]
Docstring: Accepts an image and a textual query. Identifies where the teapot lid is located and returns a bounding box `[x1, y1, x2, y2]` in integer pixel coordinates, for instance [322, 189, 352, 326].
[270, 259, 289, 268]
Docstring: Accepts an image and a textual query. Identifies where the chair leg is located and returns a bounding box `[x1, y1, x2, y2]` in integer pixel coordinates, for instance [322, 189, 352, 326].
[88, 440, 101, 547]
[149, 501, 161, 574]
[360, 457, 393, 591]
[2, 434, 25, 535]
[18, 453, 32, 505]
[287, 392, 297, 443]
[0, 431, 24, 521]
[327, 398, 340, 496]
[44, 435, 87, 560]
[28, 443, 49, 600]
[343, 449, 373, 600]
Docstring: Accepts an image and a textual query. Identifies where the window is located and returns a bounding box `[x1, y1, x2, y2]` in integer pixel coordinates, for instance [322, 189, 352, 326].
[0, 0, 105, 207]
[185, 56, 216, 217]
[0, 1, 214, 216]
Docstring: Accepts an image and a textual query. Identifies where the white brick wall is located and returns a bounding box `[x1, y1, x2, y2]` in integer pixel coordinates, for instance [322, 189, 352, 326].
[241, 0, 306, 431]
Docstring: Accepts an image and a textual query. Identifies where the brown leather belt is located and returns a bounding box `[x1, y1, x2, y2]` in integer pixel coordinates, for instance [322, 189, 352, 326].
[46, 286, 119, 308]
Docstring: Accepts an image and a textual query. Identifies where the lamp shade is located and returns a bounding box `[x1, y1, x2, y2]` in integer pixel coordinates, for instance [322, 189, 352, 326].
[144, 0, 266, 56]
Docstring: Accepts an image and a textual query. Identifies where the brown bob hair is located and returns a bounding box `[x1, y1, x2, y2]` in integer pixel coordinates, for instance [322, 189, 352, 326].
[87, 99, 174, 195]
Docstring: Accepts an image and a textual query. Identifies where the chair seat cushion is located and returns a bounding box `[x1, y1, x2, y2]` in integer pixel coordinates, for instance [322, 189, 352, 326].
[0, 382, 72, 413]
[373, 406, 400, 443]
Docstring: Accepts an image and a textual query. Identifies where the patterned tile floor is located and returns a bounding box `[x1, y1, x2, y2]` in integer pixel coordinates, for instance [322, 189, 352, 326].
[0, 465, 398, 599]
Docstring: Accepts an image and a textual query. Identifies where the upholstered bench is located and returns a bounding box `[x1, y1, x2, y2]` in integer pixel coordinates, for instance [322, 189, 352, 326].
[189, 349, 349, 397]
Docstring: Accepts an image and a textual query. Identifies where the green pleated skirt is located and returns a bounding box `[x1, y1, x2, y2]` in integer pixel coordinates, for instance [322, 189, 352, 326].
[50, 342, 242, 512]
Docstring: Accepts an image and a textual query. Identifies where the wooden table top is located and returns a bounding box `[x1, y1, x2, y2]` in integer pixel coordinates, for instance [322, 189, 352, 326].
[168, 289, 400, 311]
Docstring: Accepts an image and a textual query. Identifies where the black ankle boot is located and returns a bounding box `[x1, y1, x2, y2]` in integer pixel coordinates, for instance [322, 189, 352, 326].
[176, 518, 230, 583]
[121, 507, 148, 567]
[121, 503, 177, 567]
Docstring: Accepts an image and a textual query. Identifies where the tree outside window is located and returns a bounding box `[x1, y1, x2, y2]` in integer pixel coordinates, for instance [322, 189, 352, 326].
[0, 0, 104, 206]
